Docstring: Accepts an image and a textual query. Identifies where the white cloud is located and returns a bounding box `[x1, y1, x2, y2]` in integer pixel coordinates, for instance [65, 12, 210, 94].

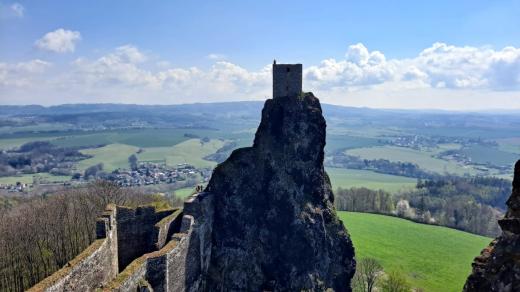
[0, 59, 51, 87]
[305, 43, 395, 89]
[10, 2, 24, 17]
[2, 43, 520, 109]
[68, 47, 270, 100]
[306, 42, 520, 92]
[35, 29, 81, 53]
[207, 53, 227, 61]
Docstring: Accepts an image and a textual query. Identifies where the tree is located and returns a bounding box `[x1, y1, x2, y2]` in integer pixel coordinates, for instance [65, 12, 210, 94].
[128, 154, 138, 170]
[84, 163, 103, 179]
[380, 270, 412, 292]
[352, 258, 383, 292]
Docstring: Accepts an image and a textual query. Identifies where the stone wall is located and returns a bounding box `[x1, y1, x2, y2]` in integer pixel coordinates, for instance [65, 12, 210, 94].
[100, 192, 215, 292]
[27, 205, 119, 292]
[153, 209, 184, 250]
[182, 192, 215, 290]
[28, 203, 189, 292]
[272, 63, 302, 98]
[116, 206, 175, 271]
[104, 220, 192, 292]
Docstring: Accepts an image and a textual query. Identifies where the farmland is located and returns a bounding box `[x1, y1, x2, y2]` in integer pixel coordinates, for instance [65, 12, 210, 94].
[77, 144, 140, 172]
[346, 145, 486, 176]
[327, 168, 416, 193]
[137, 139, 225, 168]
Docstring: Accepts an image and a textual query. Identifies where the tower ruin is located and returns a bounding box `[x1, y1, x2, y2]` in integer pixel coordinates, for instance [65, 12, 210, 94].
[272, 61, 302, 98]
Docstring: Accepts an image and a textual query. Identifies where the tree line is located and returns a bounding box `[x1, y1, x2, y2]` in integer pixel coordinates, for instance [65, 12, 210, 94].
[335, 175, 509, 237]
[327, 153, 438, 179]
[0, 141, 91, 177]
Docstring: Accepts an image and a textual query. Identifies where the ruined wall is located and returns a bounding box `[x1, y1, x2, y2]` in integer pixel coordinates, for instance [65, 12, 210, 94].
[153, 208, 184, 250]
[102, 193, 214, 292]
[28, 204, 187, 292]
[181, 192, 215, 290]
[273, 63, 302, 98]
[28, 205, 119, 292]
[116, 206, 175, 271]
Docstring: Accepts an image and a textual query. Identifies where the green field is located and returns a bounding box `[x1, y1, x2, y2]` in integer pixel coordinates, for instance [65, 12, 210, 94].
[77, 144, 140, 172]
[327, 167, 417, 193]
[497, 138, 520, 154]
[340, 212, 491, 292]
[0, 137, 57, 150]
[174, 187, 196, 199]
[51, 128, 208, 148]
[138, 139, 225, 168]
[461, 145, 519, 166]
[0, 173, 71, 185]
[346, 146, 483, 176]
[325, 134, 383, 152]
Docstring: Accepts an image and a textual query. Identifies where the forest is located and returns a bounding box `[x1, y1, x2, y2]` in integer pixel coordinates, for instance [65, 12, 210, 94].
[335, 175, 510, 237]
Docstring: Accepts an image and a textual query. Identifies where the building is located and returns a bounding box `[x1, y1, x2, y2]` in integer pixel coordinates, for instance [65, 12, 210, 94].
[272, 61, 302, 98]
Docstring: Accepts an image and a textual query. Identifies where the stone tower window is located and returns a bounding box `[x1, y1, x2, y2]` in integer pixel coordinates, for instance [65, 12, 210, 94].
[286, 68, 290, 72]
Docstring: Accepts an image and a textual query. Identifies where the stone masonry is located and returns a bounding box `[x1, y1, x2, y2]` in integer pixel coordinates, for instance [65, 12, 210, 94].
[272, 61, 302, 98]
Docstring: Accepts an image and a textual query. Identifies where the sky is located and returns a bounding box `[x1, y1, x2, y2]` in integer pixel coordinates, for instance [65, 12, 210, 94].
[1, 0, 520, 110]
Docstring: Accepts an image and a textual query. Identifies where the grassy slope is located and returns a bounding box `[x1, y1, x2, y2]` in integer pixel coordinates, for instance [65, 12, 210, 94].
[346, 146, 482, 176]
[339, 212, 491, 292]
[138, 139, 225, 168]
[77, 144, 140, 172]
[327, 167, 417, 193]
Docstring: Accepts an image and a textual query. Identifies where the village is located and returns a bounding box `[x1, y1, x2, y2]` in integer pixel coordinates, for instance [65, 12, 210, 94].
[107, 162, 212, 187]
[0, 162, 212, 193]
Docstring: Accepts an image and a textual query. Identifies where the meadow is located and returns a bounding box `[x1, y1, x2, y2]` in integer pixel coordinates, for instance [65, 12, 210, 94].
[77, 144, 140, 172]
[462, 144, 519, 166]
[346, 146, 485, 176]
[137, 139, 225, 168]
[0, 173, 71, 184]
[340, 212, 491, 292]
[327, 167, 417, 193]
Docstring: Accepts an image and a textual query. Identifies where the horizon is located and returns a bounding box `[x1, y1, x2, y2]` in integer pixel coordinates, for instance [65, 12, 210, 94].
[5, 100, 520, 114]
[1, 1, 520, 109]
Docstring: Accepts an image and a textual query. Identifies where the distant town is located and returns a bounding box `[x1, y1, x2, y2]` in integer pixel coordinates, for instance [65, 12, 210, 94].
[0, 161, 211, 193]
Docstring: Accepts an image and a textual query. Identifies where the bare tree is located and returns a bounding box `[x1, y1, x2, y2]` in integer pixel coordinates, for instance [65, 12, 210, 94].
[352, 258, 383, 292]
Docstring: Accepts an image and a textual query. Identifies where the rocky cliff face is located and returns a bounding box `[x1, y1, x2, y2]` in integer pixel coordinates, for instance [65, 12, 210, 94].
[464, 160, 520, 292]
[204, 93, 355, 291]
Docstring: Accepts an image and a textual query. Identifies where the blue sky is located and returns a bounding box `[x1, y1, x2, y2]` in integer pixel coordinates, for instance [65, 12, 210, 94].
[1, 0, 520, 109]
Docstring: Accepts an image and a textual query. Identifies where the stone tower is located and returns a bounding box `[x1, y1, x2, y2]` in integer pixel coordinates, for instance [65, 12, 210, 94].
[273, 61, 302, 98]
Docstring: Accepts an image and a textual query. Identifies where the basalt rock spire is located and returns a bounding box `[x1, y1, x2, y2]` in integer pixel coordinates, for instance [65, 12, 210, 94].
[464, 160, 520, 291]
[203, 63, 355, 291]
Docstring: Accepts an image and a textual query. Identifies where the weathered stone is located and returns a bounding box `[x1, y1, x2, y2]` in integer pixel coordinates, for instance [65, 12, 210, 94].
[203, 89, 356, 290]
[464, 160, 520, 292]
